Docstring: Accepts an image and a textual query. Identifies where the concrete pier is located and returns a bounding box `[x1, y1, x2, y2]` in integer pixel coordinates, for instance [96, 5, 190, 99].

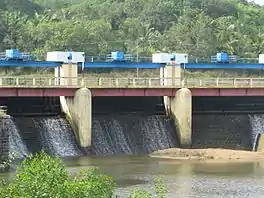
[54, 63, 78, 86]
[255, 134, 264, 152]
[162, 64, 182, 116]
[60, 88, 92, 147]
[0, 114, 10, 158]
[160, 64, 192, 148]
[160, 64, 181, 86]
[170, 88, 192, 148]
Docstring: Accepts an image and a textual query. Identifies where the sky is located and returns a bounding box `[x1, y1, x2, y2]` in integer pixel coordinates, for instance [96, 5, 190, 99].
[250, 0, 264, 5]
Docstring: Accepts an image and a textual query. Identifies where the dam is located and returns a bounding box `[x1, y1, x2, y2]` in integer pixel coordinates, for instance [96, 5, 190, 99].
[1, 50, 264, 158]
[1, 95, 264, 159]
[0, 96, 180, 158]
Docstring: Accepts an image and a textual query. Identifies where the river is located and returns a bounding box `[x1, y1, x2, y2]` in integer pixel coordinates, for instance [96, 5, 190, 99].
[62, 156, 264, 197]
[2, 111, 264, 197]
[1, 155, 264, 197]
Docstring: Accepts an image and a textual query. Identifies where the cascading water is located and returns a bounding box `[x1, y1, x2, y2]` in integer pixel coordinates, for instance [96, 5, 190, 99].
[8, 113, 264, 157]
[4, 96, 178, 157]
[92, 114, 178, 156]
[7, 117, 29, 158]
[33, 117, 83, 157]
[249, 114, 264, 151]
[7, 114, 176, 157]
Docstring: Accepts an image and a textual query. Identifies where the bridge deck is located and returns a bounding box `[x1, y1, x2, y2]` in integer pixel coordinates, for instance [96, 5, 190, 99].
[0, 77, 263, 96]
[0, 76, 262, 88]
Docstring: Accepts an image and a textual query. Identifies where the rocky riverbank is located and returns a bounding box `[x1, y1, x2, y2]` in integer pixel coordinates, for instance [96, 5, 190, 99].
[150, 148, 264, 161]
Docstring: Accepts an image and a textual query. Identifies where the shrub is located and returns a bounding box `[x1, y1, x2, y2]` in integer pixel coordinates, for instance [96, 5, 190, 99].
[0, 152, 167, 198]
[0, 152, 115, 198]
[66, 168, 116, 198]
[0, 152, 68, 197]
[129, 177, 168, 198]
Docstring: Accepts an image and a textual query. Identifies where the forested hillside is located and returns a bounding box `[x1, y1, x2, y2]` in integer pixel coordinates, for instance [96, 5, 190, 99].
[0, 0, 264, 60]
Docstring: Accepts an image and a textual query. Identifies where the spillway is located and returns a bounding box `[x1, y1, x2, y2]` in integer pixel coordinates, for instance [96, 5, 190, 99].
[92, 114, 178, 156]
[7, 117, 29, 158]
[5, 96, 264, 159]
[7, 116, 82, 158]
[249, 114, 264, 151]
[5, 113, 264, 157]
[192, 96, 264, 151]
[192, 114, 252, 150]
[33, 117, 83, 157]
[4, 114, 178, 158]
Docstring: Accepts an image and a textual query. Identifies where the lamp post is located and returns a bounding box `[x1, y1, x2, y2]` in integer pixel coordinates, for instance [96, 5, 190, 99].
[67, 51, 73, 86]
[183, 55, 187, 85]
[136, 40, 139, 78]
[82, 53, 85, 78]
[136, 37, 144, 78]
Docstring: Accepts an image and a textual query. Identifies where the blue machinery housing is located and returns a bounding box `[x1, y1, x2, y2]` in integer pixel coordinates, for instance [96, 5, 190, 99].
[0, 49, 263, 69]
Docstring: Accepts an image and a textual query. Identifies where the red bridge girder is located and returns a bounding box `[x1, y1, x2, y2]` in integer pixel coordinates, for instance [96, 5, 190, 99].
[0, 87, 263, 97]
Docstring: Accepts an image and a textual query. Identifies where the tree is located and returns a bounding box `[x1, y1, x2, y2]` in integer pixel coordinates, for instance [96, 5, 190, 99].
[0, 152, 116, 198]
[0, 0, 263, 60]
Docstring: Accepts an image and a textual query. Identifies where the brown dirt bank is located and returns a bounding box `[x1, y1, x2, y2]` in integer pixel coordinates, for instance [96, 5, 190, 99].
[150, 148, 264, 161]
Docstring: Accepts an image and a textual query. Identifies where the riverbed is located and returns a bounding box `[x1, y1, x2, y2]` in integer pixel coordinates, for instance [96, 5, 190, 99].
[150, 148, 264, 162]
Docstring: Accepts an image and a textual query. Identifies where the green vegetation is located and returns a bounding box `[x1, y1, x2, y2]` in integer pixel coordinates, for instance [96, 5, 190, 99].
[0, 0, 264, 77]
[0, 152, 168, 198]
[0, 0, 264, 59]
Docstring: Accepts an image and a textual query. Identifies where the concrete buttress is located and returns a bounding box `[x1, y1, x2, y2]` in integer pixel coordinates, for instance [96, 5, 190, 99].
[255, 134, 264, 152]
[60, 88, 92, 148]
[170, 88, 192, 148]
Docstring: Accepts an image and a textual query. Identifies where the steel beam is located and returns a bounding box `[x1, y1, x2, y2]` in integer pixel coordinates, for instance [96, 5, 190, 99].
[0, 60, 62, 67]
[78, 62, 165, 69]
[182, 63, 264, 69]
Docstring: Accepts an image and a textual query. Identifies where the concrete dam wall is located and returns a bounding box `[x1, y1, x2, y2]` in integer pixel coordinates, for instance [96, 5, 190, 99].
[0, 96, 180, 157]
[1, 95, 264, 158]
[0, 97, 82, 158]
[192, 96, 264, 151]
[91, 96, 179, 155]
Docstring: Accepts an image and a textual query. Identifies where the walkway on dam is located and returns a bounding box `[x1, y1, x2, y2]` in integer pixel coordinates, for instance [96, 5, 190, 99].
[0, 76, 263, 96]
[0, 76, 262, 88]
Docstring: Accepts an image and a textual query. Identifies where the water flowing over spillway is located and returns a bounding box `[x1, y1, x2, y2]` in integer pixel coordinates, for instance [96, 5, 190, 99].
[7, 117, 29, 158]
[33, 117, 83, 157]
[5, 114, 178, 157]
[6, 113, 264, 158]
[92, 114, 178, 156]
[11, 116, 82, 157]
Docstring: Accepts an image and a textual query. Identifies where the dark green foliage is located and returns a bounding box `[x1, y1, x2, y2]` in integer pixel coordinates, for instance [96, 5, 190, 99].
[0, 0, 263, 59]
